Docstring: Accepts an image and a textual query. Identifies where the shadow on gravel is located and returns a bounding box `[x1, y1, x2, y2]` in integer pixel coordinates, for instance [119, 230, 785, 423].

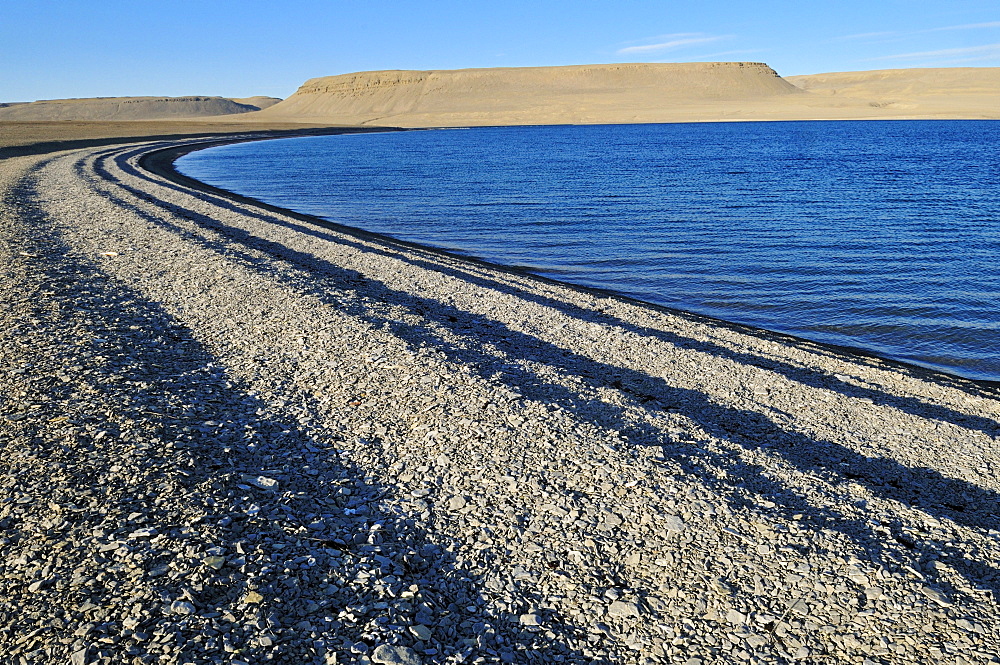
[6, 167, 590, 664]
[86, 146, 1000, 603]
[126, 143, 1000, 429]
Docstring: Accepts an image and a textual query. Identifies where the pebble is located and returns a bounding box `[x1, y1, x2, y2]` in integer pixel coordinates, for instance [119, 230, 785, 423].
[371, 644, 422, 665]
[409, 624, 433, 640]
[169, 601, 196, 615]
[663, 515, 686, 532]
[921, 586, 953, 607]
[608, 601, 640, 618]
[203, 555, 226, 570]
[242, 475, 279, 490]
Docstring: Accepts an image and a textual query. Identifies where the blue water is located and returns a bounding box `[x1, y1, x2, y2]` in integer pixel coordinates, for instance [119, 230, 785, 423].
[176, 121, 1000, 382]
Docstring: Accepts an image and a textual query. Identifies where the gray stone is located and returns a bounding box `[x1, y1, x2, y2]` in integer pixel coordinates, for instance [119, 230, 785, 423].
[663, 515, 685, 532]
[242, 475, 279, 490]
[169, 601, 196, 615]
[203, 555, 226, 570]
[410, 624, 432, 640]
[371, 644, 421, 665]
[726, 609, 748, 625]
[920, 586, 952, 607]
[608, 601, 640, 618]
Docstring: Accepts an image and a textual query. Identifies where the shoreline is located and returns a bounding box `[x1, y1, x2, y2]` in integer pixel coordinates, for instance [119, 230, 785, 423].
[154, 130, 999, 392]
[2, 130, 1000, 663]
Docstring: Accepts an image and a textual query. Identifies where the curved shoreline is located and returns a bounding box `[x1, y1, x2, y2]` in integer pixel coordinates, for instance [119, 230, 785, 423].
[2, 135, 1000, 663]
[153, 131, 999, 392]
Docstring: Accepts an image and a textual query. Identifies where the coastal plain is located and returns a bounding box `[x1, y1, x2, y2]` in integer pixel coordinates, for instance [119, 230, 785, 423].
[2, 116, 1000, 665]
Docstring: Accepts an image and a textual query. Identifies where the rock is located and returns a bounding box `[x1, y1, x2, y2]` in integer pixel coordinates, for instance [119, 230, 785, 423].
[920, 586, 952, 607]
[169, 601, 195, 615]
[203, 555, 226, 570]
[242, 475, 279, 490]
[519, 613, 541, 626]
[726, 609, 748, 625]
[128, 527, 158, 539]
[371, 644, 421, 665]
[608, 601, 640, 618]
[446, 495, 467, 511]
[663, 515, 685, 532]
[409, 624, 432, 640]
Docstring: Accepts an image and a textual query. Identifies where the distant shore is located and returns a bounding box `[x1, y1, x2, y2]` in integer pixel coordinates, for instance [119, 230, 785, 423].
[2, 124, 1000, 663]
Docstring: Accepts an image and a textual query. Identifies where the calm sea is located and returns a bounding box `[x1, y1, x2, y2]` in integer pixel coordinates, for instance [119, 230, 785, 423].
[176, 121, 1000, 382]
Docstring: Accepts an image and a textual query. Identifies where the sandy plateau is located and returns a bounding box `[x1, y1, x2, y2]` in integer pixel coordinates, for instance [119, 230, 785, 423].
[1, 104, 999, 665]
[244, 63, 1000, 126]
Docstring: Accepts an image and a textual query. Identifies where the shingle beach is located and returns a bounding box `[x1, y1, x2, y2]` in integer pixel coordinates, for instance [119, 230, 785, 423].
[2, 132, 999, 664]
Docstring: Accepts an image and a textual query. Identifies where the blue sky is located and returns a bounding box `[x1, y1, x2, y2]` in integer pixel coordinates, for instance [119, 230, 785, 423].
[2, 0, 998, 102]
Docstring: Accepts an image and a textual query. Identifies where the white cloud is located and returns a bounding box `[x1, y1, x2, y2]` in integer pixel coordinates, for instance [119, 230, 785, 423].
[836, 31, 900, 42]
[834, 21, 999, 46]
[930, 21, 1000, 32]
[838, 21, 1000, 43]
[617, 34, 728, 55]
[874, 42, 1000, 61]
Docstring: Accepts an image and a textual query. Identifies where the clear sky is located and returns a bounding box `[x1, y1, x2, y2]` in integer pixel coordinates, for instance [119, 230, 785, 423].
[2, 0, 998, 102]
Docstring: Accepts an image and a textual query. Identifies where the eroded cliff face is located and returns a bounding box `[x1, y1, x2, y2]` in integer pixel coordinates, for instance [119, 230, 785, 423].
[294, 63, 791, 96]
[257, 63, 803, 126]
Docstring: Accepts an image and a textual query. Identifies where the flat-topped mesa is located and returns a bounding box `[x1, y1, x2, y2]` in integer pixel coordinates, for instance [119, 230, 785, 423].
[256, 62, 802, 127]
[0, 95, 282, 121]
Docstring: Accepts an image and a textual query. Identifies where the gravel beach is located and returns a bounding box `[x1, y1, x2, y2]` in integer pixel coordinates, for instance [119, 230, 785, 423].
[2, 132, 999, 665]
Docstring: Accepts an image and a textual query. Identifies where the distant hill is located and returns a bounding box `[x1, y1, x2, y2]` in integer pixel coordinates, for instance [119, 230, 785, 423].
[252, 62, 803, 126]
[0, 95, 283, 121]
[785, 67, 1000, 118]
[230, 96, 283, 110]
